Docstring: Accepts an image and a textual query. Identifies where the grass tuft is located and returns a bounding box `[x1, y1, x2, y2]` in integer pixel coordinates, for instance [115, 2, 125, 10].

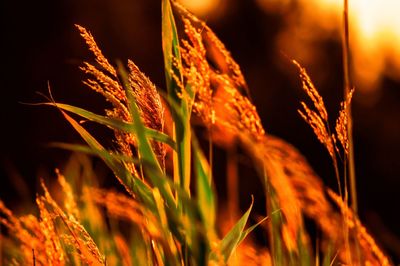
[0, 0, 392, 265]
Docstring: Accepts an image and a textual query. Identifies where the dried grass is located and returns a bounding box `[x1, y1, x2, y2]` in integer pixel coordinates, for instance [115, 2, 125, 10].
[0, 2, 393, 265]
[175, 3, 390, 264]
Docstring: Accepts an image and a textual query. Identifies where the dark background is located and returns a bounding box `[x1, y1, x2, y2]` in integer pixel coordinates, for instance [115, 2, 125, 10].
[1, 0, 399, 262]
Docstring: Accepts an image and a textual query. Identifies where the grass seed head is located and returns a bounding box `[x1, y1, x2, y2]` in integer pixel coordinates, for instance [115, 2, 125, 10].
[293, 60, 328, 121]
[335, 88, 355, 155]
[328, 189, 391, 266]
[75, 24, 117, 77]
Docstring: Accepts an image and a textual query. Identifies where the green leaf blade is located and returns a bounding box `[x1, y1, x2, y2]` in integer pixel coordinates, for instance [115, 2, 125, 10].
[211, 199, 254, 263]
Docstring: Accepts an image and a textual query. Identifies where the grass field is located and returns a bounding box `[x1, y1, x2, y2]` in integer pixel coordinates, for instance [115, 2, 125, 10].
[0, 0, 395, 265]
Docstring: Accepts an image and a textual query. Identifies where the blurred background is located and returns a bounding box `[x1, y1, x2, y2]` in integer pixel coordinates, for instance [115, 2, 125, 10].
[1, 0, 399, 262]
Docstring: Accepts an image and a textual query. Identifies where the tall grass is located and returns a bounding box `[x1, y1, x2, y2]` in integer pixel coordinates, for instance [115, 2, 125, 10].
[0, 0, 392, 265]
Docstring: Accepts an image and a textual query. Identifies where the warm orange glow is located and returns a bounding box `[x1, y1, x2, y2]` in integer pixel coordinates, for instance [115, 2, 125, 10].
[328, 0, 400, 91]
[178, 0, 221, 17]
[257, 0, 400, 93]
[255, 0, 291, 13]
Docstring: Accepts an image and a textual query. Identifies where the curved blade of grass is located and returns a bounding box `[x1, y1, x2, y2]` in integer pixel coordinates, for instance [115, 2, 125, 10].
[298, 231, 312, 266]
[117, 62, 162, 173]
[268, 188, 285, 265]
[117, 62, 177, 209]
[42, 102, 176, 151]
[49, 142, 98, 155]
[162, 0, 182, 101]
[162, 0, 192, 196]
[152, 188, 182, 265]
[144, 164, 209, 263]
[192, 133, 216, 235]
[50, 142, 200, 250]
[59, 110, 155, 210]
[48, 142, 141, 164]
[322, 243, 338, 266]
[237, 215, 268, 245]
[211, 198, 254, 263]
[49, 143, 195, 220]
[129, 226, 152, 266]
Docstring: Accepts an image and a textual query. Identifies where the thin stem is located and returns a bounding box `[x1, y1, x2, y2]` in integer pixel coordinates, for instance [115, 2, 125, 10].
[343, 1, 360, 264]
[326, 124, 343, 199]
[227, 143, 239, 221]
[208, 130, 213, 183]
[32, 249, 36, 266]
[331, 153, 342, 199]
[342, 0, 358, 214]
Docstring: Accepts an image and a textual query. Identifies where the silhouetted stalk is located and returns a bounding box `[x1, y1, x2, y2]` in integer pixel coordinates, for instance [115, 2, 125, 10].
[227, 143, 239, 221]
[343, 1, 361, 264]
[342, 0, 357, 214]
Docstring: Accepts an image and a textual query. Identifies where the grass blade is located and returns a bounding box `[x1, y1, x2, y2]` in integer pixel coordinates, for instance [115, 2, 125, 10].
[117, 63, 177, 209]
[43, 102, 176, 151]
[192, 134, 216, 235]
[162, 0, 182, 101]
[162, 0, 192, 196]
[238, 216, 268, 245]
[59, 109, 155, 210]
[211, 198, 254, 263]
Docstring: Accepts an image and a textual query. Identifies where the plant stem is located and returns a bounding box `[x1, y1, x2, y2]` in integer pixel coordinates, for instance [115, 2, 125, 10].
[342, 0, 357, 214]
[343, 1, 362, 264]
[227, 143, 239, 220]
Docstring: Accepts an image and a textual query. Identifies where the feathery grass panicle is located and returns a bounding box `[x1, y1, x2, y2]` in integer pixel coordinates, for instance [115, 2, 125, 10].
[0, 4, 391, 265]
[77, 25, 167, 173]
[75, 24, 117, 77]
[56, 169, 80, 220]
[174, 3, 304, 254]
[173, 2, 264, 141]
[88, 187, 163, 240]
[294, 60, 336, 158]
[0, 201, 49, 265]
[335, 88, 355, 155]
[127, 60, 164, 134]
[127, 59, 166, 166]
[89, 188, 180, 259]
[173, 4, 264, 141]
[177, 8, 375, 262]
[298, 102, 335, 158]
[77, 25, 138, 179]
[172, 1, 248, 94]
[327, 190, 391, 266]
[80, 62, 125, 101]
[36, 197, 65, 265]
[40, 180, 105, 266]
[180, 17, 212, 114]
[175, 6, 310, 256]
[204, 30, 248, 94]
[262, 136, 340, 241]
[83, 78, 128, 115]
[168, 7, 307, 260]
[211, 74, 265, 140]
[293, 60, 328, 121]
[254, 137, 304, 253]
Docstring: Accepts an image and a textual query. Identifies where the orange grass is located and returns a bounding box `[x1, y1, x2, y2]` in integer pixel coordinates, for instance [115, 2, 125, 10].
[0, 1, 393, 265]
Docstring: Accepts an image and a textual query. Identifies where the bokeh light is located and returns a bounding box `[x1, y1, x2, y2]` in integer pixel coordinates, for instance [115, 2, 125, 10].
[257, 0, 400, 95]
[177, 0, 222, 17]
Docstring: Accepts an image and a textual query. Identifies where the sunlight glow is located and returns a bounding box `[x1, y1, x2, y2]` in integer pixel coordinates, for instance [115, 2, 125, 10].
[178, 0, 221, 17]
[350, 0, 400, 91]
[258, 0, 400, 93]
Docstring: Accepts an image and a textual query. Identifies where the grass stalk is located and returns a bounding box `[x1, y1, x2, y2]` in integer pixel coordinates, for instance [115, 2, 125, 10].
[1, 1, 392, 264]
[227, 144, 239, 221]
[342, 1, 362, 264]
[342, 0, 357, 214]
